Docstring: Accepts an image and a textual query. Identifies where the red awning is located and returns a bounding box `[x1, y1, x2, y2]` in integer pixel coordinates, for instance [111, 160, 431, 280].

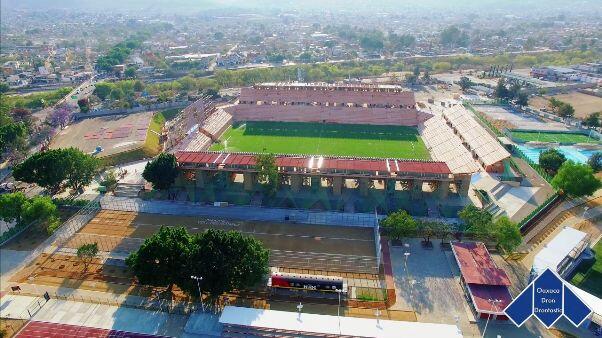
[451, 242, 511, 286]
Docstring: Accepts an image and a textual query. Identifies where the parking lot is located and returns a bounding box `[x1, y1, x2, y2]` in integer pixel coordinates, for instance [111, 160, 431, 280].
[388, 238, 554, 338]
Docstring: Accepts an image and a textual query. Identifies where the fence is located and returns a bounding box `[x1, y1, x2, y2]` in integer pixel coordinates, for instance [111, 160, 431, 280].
[100, 196, 380, 228]
[3, 197, 102, 285]
[72, 101, 189, 120]
[269, 249, 379, 274]
[511, 145, 553, 183]
[50, 290, 202, 316]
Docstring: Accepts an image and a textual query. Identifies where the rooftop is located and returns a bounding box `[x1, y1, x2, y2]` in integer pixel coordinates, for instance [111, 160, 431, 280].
[219, 306, 463, 338]
[176, 151, 451, 175]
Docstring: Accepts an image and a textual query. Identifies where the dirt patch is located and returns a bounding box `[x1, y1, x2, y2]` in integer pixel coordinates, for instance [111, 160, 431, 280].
[0, 318, 28, 338]
[529, 93, 602, 119]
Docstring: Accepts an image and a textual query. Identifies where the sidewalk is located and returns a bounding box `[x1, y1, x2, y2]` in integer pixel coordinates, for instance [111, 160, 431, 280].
[0, 293, 188, 337]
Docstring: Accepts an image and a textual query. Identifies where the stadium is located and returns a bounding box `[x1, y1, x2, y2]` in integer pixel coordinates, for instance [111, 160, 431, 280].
[171, 83, 489, 215]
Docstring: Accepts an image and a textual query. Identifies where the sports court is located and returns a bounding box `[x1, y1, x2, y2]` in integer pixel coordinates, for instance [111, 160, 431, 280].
[511, 130, 599, 144]
[210, 121, 430, 159]
[50, 112, 154, 157]
[11, 210, 379, 295]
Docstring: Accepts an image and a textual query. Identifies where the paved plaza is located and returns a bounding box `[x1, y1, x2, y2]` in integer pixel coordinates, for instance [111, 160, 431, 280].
[389, 238, 554, 338]
[1, 294, 188, 337]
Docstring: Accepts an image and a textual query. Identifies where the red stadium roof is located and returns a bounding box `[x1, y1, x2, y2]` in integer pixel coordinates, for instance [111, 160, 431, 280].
[451, 242, 513, 315]
[451, 242, 511, 286]
[176, 151, 451, 175]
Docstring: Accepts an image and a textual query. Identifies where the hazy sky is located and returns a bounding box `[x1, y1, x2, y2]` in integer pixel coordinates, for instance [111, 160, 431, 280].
[1, 0, 600, 14]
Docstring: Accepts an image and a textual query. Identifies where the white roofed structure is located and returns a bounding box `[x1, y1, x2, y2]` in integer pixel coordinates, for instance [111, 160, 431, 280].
[441, 105, 510, 173]
[532, 227, 590, 278]
[420, 115, 481, 174]
[219, 306, 463, 338]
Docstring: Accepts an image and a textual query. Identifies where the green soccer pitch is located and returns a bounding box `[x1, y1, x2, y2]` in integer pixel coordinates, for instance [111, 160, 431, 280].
[210, 121, 431, 159]
[511, 131, 599, 144]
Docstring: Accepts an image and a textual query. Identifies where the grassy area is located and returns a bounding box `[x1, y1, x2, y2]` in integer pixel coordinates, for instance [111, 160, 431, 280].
[210, 121, 430, 159]
[570, 240, 602, 297]
[0, 87, 73, 113]
[511, 131, 598, 144]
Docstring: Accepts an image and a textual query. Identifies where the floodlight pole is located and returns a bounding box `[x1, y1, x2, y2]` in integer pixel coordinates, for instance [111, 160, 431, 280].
[191, 275, 204, 312]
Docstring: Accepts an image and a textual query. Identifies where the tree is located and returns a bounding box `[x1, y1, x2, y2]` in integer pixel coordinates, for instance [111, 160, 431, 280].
[583, 112, 600, 128]
[21, 196, 58, 225]
[548, 97, 563, 112]
[0, 192, 28, 224]
[0, 120, 27, 155]
[405, 73, 417, 85]
[183, 229, 269, 299]
[13, 149, 70, 194]
[380, 210, 417, 243]
[13, 148, 98, 195]
[93, 82, 112, 101]
[557, 103, 575, 118]
[126, 226, 194, 295]
[77, 243, 99, 272]
[133, 80, 145, 92]
[143, 153, 179, 190]
[255, 153, 278, 195]
[459, 205, 494, 240]
[413, 65, 420, 77]
[440, 26, 469, 47]
[10, 107, 33, 124]
[516, 92, 529, 108]
[588, 152, 602, 172]
[0, 82, 9, 93]
[493, 79, 509, 100]
[100, 170, 119, 191]
[49, 105, 72, 128]
[418, 221, 436, 244]
[458, 76, 472, 91]
[63, 147, 100, 192]
[552, 161, 601, 197]
[508, 83, 521, 100]
[110, 87, 124, 101]
[494, 217, 522, 254]
[77, 98, 90, 113]
[539, 148, 566, 175]
[124, 67, 137, 79]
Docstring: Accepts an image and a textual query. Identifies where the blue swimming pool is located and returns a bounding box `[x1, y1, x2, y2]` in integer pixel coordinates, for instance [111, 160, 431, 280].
[516, 144, 598, 164]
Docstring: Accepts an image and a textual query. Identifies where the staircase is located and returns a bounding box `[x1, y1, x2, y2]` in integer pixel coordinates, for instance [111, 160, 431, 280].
[114, 183, 143, 198]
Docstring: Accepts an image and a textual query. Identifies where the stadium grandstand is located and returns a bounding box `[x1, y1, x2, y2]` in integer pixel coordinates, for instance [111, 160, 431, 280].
[441, 106, 510, 173]
[419, 115, 482, 174]
[227, 82, 433, 126]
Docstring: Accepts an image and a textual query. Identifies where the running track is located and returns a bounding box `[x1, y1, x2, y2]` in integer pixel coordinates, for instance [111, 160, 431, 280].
[16, 321, 169, 338]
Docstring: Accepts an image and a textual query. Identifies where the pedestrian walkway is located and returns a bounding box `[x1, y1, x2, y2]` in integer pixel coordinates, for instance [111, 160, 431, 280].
[0, 294, 188, 337]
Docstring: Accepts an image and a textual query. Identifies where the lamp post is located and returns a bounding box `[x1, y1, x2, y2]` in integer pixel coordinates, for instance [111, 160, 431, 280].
[336, 289, 343, 335]
[482, 298, 502, 338]
[190, 275, 204, 312]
